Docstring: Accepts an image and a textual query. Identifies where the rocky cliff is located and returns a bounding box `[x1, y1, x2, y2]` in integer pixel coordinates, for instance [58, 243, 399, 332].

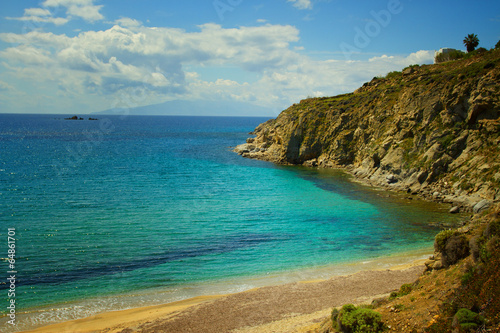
[236, 50, 500, 211]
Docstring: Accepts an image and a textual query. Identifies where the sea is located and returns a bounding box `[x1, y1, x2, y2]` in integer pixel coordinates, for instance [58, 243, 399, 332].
[0, 114, 461, 332]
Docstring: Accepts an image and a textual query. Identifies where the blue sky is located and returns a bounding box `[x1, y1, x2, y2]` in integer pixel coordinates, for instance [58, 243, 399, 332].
[0, 0, 499, 115]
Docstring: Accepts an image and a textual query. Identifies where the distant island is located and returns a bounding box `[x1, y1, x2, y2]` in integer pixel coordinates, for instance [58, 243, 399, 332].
[65, 116, 99, 120]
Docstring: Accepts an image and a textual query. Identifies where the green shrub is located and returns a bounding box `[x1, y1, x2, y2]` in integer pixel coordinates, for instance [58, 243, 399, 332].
[385, 71, 401, 79]
[470, 220, 500, 263]
[442, 233, 470, 267]
[469, 235, 484, 262]
[389, 283, 414, 300]
[398, 283, 413, 296]
[452, 308, 485, 332]
[473, 47, 488, 55]
[333, 304, 386, 333]
[486, 236, 500, 259]
[389, 291, 398, 300]
[461, 264, 476, 285]
[434, 230, 456, 252]
[434, 230, 469, 267]
[484, 220, 500, 238]
[460, 322, 480, 331]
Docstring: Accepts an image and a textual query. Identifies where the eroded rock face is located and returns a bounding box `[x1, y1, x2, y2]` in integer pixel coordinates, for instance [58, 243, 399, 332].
[235, 51, 500, 210]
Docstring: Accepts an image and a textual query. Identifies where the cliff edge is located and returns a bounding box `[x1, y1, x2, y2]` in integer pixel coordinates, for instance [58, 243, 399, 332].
[236, 50, 500, 211]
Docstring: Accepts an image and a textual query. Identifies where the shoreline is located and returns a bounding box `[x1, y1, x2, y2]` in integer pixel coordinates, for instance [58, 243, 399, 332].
[17, 249, 431, 333]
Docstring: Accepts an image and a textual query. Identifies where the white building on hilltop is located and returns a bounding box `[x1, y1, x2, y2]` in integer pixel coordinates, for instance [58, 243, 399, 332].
[434, 48, 461, 63]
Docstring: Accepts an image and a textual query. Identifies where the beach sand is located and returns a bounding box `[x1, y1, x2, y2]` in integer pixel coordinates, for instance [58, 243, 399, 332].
[22, 260, 425, 333]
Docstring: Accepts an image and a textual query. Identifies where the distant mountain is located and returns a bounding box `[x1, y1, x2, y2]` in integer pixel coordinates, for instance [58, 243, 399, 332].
[94, 99, 278, 117]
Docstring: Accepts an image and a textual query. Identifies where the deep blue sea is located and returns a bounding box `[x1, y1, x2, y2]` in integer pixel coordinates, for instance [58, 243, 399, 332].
[0, 114, 460, 332]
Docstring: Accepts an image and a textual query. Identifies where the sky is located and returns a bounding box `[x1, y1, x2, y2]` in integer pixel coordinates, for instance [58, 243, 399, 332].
[0, 0, 499, 115]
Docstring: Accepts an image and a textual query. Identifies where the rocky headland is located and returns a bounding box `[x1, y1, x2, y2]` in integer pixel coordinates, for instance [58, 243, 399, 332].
[235, 49, 500, 213]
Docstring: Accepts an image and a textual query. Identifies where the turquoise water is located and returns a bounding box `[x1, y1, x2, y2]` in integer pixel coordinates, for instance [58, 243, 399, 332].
[0, 114, 458, 331]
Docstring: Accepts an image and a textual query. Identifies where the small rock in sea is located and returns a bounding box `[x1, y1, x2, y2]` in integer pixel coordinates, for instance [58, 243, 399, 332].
[449, 206, 460, 214]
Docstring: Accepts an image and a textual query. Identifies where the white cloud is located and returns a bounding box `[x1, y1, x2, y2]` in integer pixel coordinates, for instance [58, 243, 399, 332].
[0, 80, 14, 92]
[5, 7, 70, 26]
[0, 23, 302, 111]
[114, 17, 142, 28]
[403, 50, 434, 65]
[24, 8, 52, 17]
[0, 20, 436, 114]
[42, 0, 104, 22]
[243, 50, 436, 107]
[5, 0, 104, 26]
[287, 0, 313, 10]
[5, 15, 69, 26]
[0, 45, 55, 66]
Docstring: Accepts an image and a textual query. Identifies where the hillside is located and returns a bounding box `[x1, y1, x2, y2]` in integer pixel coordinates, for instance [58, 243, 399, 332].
[235, 49, 500, 212]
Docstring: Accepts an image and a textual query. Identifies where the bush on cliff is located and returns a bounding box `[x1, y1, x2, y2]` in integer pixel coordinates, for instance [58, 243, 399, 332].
[434, 230, 456, 252]
[452, 308, 485, 332]
[332, 304, 386, 333]
[470, 218, 500, 263]
[434, 230, 470, 267]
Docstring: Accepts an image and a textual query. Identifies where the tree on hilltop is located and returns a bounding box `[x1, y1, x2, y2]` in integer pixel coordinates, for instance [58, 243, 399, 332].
[463, 34, 479, 53]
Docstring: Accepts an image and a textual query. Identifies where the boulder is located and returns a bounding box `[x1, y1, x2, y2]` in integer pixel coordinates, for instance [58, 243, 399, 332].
[449, 206, 460, 214]
[425, 258, 436, 271]
[403, 66, 416, 75]
[303, 159, 318, 167]
[432, 260, 444, 270]
[473, 199, 492, 214]
[386, 174, 398, 184]
[233, 143, 255, 155]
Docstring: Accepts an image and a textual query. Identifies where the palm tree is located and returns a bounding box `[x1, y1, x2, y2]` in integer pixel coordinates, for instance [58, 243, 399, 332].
[463, 34, 479, 53]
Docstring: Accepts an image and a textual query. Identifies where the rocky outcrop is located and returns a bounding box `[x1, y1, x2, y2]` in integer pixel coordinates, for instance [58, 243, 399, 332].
[236, 50, 500, 211]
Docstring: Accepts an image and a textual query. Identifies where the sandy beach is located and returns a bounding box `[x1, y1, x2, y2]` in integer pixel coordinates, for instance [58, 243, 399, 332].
[22, 260, 426, 333]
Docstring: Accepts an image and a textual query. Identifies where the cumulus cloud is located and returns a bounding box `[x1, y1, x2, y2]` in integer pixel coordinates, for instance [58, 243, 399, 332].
[42, 0, 104, 22]
[5, 7, 69, 26]
[0, 23, 302, 110]
[114, 17, 142, 28]
[403, 50, 435, 65]
[287, 0, 313, 10]
[0, 19, 436, 113]
[6, 0, 104, 25]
